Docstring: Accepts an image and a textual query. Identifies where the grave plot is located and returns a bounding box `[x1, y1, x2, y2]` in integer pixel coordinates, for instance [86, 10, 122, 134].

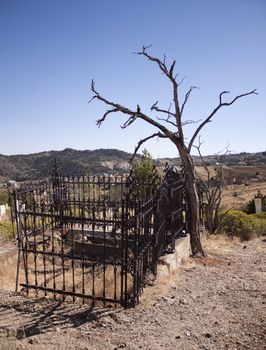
[10, 164, 186, 307]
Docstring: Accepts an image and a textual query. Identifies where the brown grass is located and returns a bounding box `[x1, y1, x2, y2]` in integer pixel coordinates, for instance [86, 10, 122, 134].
[0, 241, 133, 306]
[221, 181, 266, 210]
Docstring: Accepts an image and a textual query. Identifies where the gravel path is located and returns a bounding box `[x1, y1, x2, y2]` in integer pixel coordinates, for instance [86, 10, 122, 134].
[0, 236, 265, 350]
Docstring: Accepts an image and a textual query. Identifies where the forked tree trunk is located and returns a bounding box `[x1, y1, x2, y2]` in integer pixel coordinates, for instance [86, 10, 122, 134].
[179, 149, 205, 256]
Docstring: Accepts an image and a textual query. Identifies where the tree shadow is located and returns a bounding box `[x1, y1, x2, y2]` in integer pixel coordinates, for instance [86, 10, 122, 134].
[0, 292, 114, 340]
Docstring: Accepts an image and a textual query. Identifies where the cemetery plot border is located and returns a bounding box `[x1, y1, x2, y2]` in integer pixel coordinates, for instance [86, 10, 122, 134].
[10, 163, 186, 308]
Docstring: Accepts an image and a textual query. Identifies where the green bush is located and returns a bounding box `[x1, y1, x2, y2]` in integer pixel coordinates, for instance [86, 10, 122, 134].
[253, 212, 266, 220]
[0, 189, 9, 205]
[243, 190, 266, 214]
[132, 149, 161, 199]
[251, 213, 266, 235]
[220, 210, 257, 241]
[0, 220, 14, 241]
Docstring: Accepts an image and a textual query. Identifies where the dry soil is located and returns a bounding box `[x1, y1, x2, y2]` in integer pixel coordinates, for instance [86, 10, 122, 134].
[0, 235, 265, 350]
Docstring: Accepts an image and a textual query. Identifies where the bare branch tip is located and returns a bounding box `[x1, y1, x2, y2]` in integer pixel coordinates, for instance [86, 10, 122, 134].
[178, 76, 186, 86]
[96, 120, 102, 128]
[88, 96, 96, 104]
[142, 44, 152, 52]
[151, 101, 158, 111]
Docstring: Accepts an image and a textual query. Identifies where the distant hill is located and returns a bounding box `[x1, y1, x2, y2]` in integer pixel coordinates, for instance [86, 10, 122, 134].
[0, 148, 135, 181]
[160, 151, 266, 167]
[0, 148, 266, 182]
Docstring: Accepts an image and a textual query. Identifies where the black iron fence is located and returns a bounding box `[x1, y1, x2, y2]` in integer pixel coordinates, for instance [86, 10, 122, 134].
[10, 164, 186, 307]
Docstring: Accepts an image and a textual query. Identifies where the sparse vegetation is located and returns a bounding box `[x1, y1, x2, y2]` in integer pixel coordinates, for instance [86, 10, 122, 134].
[0, 189, 8, 205]
[220, 210, 257, 241]
[220, 209, 266, 241]
[0, 220, 14, 242]
[243, 190, 266, 214]
[132, 149, 161, 198]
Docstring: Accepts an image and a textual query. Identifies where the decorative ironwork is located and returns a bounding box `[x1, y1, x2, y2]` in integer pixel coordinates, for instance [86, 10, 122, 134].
[10, 162, 186, 308]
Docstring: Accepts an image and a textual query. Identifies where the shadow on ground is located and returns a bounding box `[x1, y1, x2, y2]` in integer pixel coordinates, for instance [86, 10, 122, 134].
[0, 290, 112, 340]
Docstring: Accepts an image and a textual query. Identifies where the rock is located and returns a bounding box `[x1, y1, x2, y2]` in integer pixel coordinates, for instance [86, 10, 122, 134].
[175, 335, 181, 339]
[204, 332, 212, 338]
[184, 331, 191, 337]
[180, 298, 189, 305]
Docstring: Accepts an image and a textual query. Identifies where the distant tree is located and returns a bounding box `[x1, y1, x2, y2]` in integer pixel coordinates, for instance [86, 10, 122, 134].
[90, 46, 257, 256]
[132, 149, 160, 199]
[133, 149, 155, 183]
[195, 141, 229, 234]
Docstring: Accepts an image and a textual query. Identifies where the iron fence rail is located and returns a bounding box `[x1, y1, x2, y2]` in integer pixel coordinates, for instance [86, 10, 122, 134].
[11, 164, 186, 307]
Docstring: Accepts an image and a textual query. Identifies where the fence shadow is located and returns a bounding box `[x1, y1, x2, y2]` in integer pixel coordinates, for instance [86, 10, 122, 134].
[0, 291, 112, 340]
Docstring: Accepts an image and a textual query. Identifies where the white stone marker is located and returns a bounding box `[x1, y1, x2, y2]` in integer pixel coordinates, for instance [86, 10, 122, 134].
[255, 198, 262, 213]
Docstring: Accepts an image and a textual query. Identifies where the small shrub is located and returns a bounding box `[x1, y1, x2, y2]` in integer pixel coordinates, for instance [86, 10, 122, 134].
[243, 190, 266, 214]
[0, 220, 14, 242]
[220, 210, 257, 241]
[252, 213, 266, 235]
[253, 212, 266, 220]
[0, 189, 9, 205]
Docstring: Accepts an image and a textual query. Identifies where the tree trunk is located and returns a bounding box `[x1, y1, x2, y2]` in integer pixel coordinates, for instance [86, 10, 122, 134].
[179, 149, 205, 256]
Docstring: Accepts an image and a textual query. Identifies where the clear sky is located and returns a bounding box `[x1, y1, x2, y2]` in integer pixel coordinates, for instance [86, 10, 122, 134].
[0, 0, 265, 158]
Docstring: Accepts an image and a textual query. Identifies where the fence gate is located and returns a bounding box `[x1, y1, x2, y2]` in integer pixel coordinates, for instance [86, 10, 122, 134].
[11, 164, 186, 307]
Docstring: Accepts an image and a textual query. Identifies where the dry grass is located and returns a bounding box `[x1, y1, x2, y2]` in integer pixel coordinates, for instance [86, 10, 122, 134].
[0, 248, 17, 291]
[222, 181, 266, 210]
[0, 240, 134, 306]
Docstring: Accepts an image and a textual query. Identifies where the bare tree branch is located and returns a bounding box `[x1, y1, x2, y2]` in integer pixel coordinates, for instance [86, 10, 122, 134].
[169, 60, 176, 77]
[182, 119, 202, 127]
[134, 47, 185, 143]
[188, 89, 258, 152]
[194, 137, 210, 183]
[134, 46, 168, 76]
[219, 91, 230, 104]
[151, 101, 175, 118]
[130, 132, 166, 162]
[177, 76, 186, 86]
[121, 115, 137, 129]
[90, 80, 174, 139]
[180, 86, 198, 116]
[215, 143, 230, 162]
[96, 108, 119, 127]
[151, 101, 175, 117]
[156, 116, 177, 128]
[163, 54, 166, 67]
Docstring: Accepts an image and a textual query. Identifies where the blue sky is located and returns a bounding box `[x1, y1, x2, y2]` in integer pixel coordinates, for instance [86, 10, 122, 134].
[0, 0, 265, 158]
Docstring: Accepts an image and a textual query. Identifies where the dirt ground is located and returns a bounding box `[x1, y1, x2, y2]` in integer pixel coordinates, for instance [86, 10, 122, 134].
[0, 235, 265, 350]
[221, 181, 266, 210]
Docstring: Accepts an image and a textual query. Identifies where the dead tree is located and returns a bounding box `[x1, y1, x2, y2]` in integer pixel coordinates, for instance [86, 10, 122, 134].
[89, 46, 257, 256]
[195, 140, 229, 234]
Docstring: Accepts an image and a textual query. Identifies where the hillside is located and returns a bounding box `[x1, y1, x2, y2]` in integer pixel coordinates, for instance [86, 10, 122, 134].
[160, 150, 266, 167]
[0, 148, 266, 182]
[0, 148, 134, 181]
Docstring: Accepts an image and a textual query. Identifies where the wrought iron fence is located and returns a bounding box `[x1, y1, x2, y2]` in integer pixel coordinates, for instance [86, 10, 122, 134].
[10, 163, 186, 307]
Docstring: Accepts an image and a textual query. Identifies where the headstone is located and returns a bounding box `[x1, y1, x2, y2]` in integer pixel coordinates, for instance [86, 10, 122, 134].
[0, 204, 6, 221]
[255, 198, 262, 213]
